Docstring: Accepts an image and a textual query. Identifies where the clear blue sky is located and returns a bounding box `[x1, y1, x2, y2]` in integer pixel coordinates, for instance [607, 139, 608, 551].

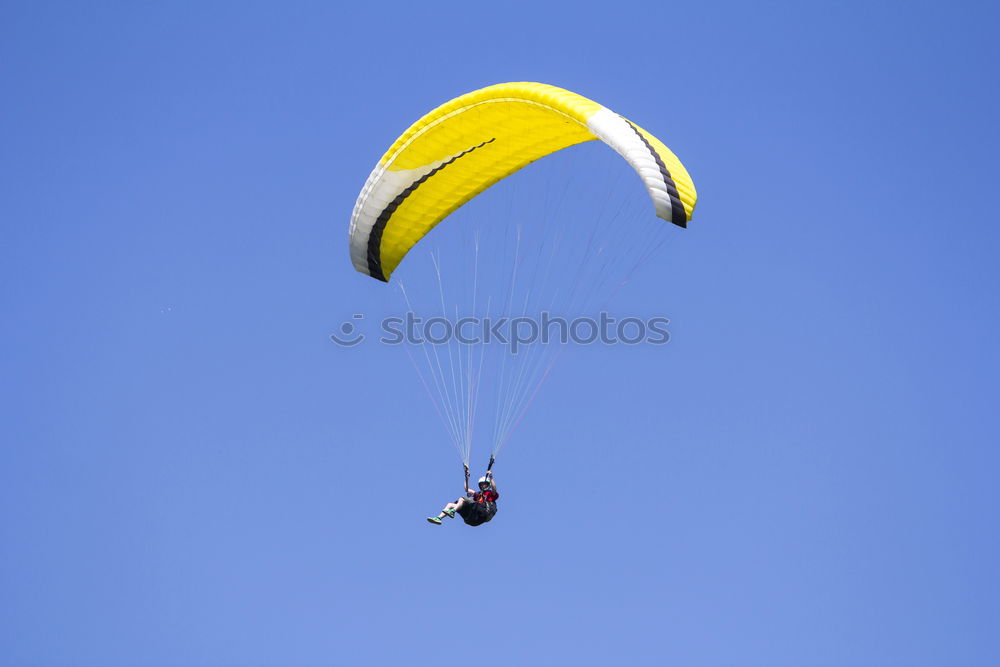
[2, 2, 998, 665]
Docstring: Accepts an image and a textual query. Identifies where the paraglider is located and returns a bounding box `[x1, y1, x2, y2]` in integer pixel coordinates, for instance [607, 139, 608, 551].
[347, 83, 698, 523]
[427, 461, 499, 527]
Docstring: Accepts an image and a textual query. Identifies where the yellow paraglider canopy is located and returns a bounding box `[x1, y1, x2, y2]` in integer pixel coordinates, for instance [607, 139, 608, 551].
[349, 82, 697, 281]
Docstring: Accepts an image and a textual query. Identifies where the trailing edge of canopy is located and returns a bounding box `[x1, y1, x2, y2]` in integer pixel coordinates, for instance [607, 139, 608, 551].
[348, 82, 697, 281]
